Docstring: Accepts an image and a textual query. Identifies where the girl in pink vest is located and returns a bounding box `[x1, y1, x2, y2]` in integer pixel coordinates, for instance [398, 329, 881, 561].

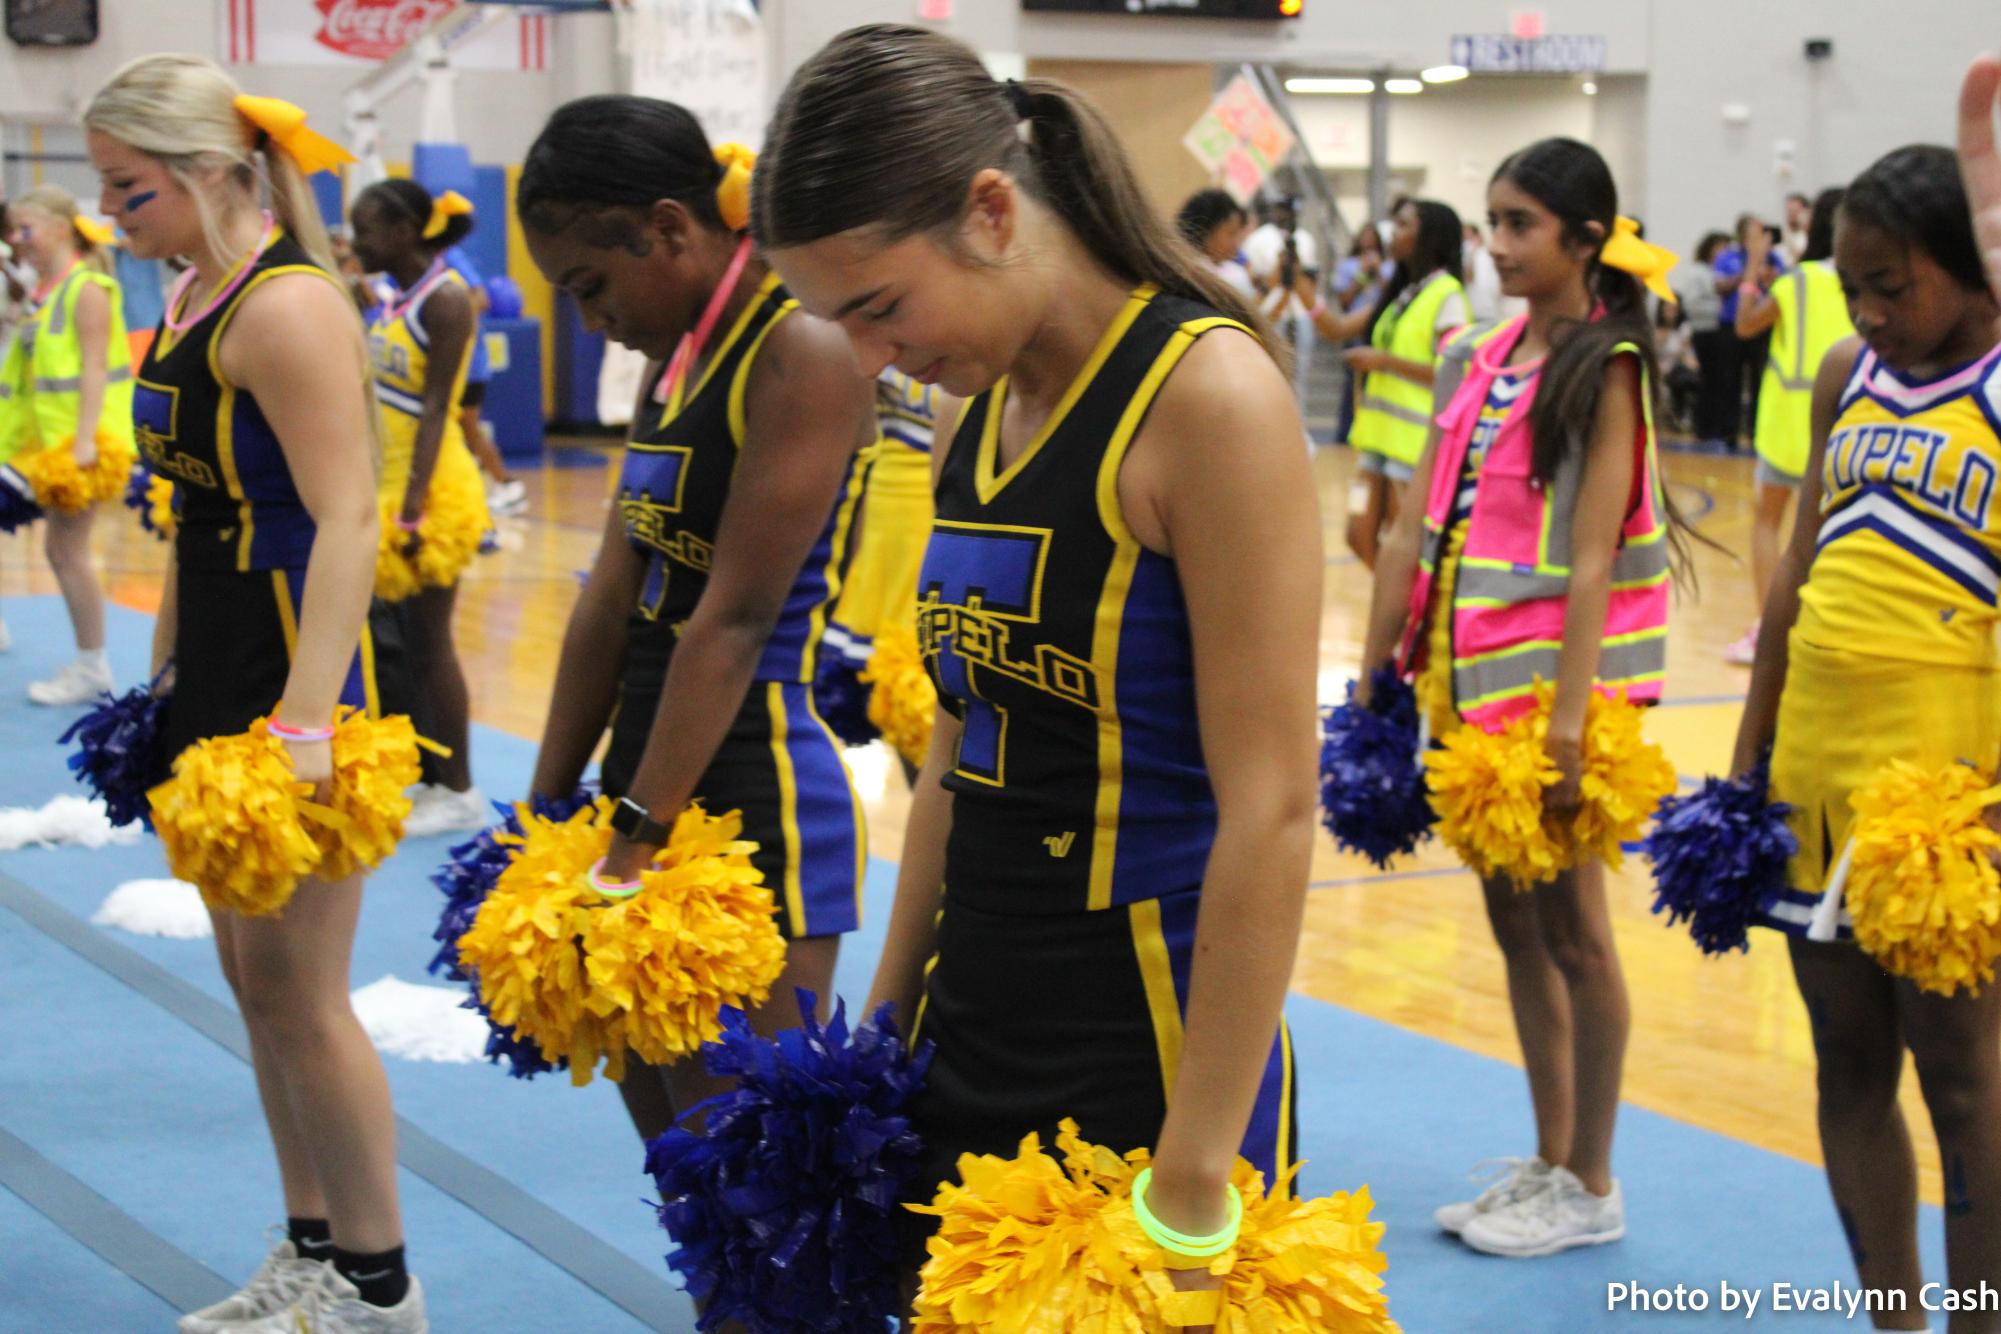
[1358, 138, 1694, 1259]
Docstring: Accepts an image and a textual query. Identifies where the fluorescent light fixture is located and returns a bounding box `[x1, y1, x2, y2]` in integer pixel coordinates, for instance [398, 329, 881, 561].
[1285, 77, 1376, 94]
[1421, 64, 1469, 83]
[1385, 78, 1424, 94]
[1582, 80, 1599, 95]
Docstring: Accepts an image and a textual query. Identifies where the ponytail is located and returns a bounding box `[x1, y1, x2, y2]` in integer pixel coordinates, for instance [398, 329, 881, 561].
[754, 23, 1280, 361]
[261, 146, 337, 274]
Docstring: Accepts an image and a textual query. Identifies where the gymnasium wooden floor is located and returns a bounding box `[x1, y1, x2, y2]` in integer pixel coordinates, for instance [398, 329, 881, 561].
[0, 434, 1946, 1209]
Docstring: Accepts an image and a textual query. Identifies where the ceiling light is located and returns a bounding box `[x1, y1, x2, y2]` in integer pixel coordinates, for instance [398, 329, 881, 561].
[1582, 80, 1599, 95]
[1421, 64, 1469, 83]
[1285, 77, 1376, 95]
[1385, 78, 1424, 94]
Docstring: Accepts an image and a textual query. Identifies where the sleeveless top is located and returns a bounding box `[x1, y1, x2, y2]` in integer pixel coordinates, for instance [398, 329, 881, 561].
[135, 233, 340, 572]
[615, 271, 866, 683]
[921, 285, 1243, 915]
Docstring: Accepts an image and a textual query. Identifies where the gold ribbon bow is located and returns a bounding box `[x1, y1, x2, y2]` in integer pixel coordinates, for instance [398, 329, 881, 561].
[1599, 215, 1679, 303]
[72, 215, 117, 248]
[232, 94, 359, 178]
[712, 142, 757, 232]
[423, 190, 474, 240]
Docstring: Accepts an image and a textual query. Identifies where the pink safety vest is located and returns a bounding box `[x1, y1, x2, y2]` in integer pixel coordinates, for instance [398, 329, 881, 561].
[1398, 315, 1671, 729]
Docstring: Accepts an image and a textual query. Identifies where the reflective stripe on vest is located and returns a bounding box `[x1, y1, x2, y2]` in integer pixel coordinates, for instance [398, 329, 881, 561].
[1354, 271, 1464, 466]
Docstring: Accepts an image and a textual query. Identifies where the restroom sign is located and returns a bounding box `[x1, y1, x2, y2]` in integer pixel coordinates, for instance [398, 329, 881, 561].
[1449, 33, 1607, 74]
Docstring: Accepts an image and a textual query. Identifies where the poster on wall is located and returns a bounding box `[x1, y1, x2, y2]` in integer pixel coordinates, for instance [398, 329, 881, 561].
[597, 0, 766, 426]
[1184, 73, 1294, 205]
[219, 0, 551, 70]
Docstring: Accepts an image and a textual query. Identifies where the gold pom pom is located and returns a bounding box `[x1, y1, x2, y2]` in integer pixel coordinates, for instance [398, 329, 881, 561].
[862, 624, 937, 767]
[1424, 709, 1564, 888]
[911, 1120, 1399, 1333]
[149, 724, 322, 916]
[1846, 761, 2001, 996]
[308, 708, 423, 881]
[1424, 683, 1673, 890]
[457, 799, 784, 1085]
[146, 474, 178, 539]
[374, 452, 489, 601]
[16, 433, 135, 512]
[1573, 687, 1678, 871]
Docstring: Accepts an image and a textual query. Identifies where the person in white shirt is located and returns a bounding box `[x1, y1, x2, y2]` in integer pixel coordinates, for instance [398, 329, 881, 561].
[1245, 196, 1319, 408]
[1175, 187, 1255, 301]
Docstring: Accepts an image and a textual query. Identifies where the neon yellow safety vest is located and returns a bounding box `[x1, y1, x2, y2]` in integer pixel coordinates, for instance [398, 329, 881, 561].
[1351, 270, 1465, 469]
[1754, 259, 1852, 479]
[0, 265, 134, 465]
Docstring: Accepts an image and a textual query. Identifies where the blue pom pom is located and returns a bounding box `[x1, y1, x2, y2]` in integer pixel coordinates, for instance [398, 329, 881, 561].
[813, 654, 879, 749]
[0, 465, 41, 534]
[431, 788, 592, 1079]
[1320, 667, 1436, 869]
[59, 677, 172, 830]
[646, 990, 933, 1333]
[1641, 759, 1799, 955]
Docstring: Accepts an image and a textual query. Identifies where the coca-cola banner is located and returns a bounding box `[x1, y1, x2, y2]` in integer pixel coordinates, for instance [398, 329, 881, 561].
[220, 0, 550, 69]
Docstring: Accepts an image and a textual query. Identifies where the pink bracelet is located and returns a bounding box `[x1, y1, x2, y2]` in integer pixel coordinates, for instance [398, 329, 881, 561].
[395, 516, 422, 534]
[1310, 299, 1327, 321]
[267, 718, 336, 742]
[588, 857, 644, 898]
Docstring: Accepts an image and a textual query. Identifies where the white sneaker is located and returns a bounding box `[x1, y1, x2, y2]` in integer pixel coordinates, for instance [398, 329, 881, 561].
[178, 1234, 327, 1332]
[1724, 622, 1760, 666]
[1433, 1156, 1553, 1235]
[236, 1266, 427, 1333]
[1460, 1165, 1625, 1258]
[402, 785, 490, 838]
[27, 658, 113, 706]
[487, 478, 528, 516]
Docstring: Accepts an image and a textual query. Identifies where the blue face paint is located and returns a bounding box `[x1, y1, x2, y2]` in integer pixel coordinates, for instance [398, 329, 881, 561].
[123, 191, 157, 214]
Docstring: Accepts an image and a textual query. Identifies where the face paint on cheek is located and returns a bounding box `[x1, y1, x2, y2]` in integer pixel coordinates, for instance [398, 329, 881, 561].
[123, 192, 157, 215]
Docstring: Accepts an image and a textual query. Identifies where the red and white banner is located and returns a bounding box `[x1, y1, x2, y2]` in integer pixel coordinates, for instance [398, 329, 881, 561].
[221, 0, 550, 70]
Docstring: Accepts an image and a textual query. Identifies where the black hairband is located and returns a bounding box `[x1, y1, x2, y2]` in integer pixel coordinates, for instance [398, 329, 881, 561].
[1004, 78, 1033, 122]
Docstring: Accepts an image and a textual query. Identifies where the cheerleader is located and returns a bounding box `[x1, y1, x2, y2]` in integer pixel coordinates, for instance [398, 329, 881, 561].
[517, 95, 876, 1140]
[1359, 138, 1693, 1257]
[756, 22, 1321, 1310]
[1729, 66, 2001, 1327]
[1, 184, 130, 705]
[348, 179, 490, 835]
[86, 57, 424, 1331]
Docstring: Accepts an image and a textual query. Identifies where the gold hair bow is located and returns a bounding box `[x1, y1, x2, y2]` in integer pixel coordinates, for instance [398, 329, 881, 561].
[232, 95, 359, 178]
[73, 215, 117, 248]
[1600, 215, 1679, 303]
[712, 142, 757, 232]
[423, 190, 474, 240]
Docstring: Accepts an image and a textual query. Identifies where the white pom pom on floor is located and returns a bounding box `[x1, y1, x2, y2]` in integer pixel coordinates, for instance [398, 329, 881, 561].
[92, 880, 212, 939]
[350, 975, 489, 1064]
[0, 796, 144, 851]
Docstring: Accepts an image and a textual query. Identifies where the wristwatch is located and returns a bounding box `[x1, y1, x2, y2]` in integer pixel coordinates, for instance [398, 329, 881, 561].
[609, 796, 672, 846]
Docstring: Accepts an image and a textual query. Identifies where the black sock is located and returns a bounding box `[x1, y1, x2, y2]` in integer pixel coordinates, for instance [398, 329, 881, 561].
[286, 1217, 334, 1262]
[331, 1244, 409, 1308]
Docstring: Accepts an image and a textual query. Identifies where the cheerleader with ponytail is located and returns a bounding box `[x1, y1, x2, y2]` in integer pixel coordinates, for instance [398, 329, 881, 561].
[1358, 137, 1690, 1258]
[87, 57, 427, 1331]
[0, 183, 134, 705]
[1722, 61, 2001, 1316]
[348, 179, 491, 835]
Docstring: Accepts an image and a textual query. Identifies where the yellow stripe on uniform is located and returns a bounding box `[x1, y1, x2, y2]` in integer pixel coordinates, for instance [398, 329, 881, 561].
[1127, 896, 1184, 1104]
[974, 285, 1156, 505]
[270, 571, 299, 654]
[764, 682, 809, 937]
[357, 614, 381, 717]
[1275, 1022, 1295, 1187]
[1086, 316, 1242, 910]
